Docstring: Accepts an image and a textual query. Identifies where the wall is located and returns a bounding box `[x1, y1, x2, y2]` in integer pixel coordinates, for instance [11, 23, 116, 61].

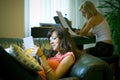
[0, 0, 24, 38]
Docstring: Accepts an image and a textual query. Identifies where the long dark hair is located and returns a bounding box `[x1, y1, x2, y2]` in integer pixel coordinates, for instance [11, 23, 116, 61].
[47, 27, 82, 60]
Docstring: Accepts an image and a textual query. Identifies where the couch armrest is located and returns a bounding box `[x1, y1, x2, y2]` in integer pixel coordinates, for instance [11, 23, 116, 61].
[68, 54, 113, 80]
[59, 77, 79, 80]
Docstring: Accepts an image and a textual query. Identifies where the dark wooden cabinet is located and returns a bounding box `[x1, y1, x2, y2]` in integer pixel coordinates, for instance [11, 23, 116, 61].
[31, 27, 53, 38]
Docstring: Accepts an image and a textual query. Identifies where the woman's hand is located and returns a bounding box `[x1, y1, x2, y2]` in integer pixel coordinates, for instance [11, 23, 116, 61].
[75, 29, 80, 35]
[75, 29, 83, 37]
[36, 47, 44, 57]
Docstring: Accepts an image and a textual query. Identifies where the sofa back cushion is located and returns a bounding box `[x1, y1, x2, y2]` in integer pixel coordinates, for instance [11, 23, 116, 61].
[0, 38, 50, 56]
[68, 54, 113, 80]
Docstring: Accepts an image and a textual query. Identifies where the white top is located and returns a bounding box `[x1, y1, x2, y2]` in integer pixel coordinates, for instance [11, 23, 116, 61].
[91, 19, 111, 42]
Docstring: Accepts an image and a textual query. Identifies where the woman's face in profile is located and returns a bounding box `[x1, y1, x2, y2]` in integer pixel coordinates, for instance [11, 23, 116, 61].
[49, 31, 60, 52]
[80, 9, 87, 18]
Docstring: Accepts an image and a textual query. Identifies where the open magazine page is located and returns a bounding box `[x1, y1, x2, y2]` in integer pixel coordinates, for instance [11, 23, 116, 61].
[56, 11, 79, 36]
[23, 36, 38, 56]
[23, 36, 34, 50]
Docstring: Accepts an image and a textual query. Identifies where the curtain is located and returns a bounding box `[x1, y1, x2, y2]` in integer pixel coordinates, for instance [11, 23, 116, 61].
[29, 0, 81, 27]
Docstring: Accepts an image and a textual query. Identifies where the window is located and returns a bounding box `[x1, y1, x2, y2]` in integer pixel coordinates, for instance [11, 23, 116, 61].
[29, 0, 73, 27]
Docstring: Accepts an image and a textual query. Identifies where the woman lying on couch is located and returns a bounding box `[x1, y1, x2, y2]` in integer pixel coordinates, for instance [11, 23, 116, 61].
[0, 27, 82, 80]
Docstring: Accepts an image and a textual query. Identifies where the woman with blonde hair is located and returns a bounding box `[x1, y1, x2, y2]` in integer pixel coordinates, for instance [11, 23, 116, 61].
[75, 0, 114, 57]
[79, 0, 98, 19]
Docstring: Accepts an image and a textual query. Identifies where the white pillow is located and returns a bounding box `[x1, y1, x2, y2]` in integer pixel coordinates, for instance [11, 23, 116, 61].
[8, 44, 43, 71]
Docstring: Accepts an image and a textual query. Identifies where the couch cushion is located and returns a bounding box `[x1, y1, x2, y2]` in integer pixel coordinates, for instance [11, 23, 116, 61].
[68, 54, 113, 80]
[59, 77, 79, 80]
[8, 44, 43, 71]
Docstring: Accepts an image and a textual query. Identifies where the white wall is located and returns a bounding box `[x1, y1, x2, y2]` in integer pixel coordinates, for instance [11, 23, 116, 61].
[0, 0, 24, 38]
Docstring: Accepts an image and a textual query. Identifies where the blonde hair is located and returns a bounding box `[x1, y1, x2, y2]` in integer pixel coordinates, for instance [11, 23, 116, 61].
[79, 0, 98, 17]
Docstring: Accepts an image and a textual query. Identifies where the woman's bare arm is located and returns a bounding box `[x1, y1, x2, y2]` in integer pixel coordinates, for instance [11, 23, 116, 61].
[36, 48, 74, 80]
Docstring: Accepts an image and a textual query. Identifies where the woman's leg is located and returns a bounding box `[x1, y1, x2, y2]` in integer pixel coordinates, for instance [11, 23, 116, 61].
[85, 42, 114, 57]
[0, 46, 41, 80]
